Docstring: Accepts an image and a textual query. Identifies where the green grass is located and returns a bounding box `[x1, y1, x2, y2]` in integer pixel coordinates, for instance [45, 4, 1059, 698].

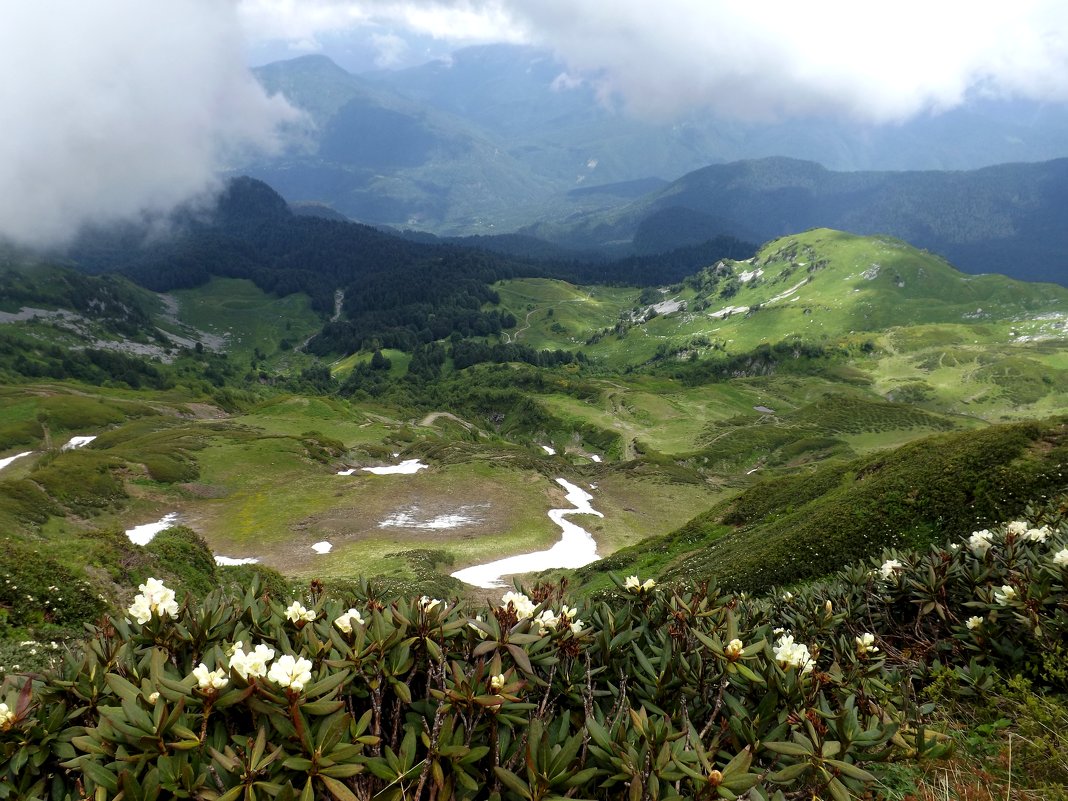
[171, 277, 322, 365]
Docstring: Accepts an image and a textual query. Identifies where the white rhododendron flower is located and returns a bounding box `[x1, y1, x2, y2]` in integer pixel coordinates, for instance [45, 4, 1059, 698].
[642, 578, 656, 591]
[490, 673, 506, 692]
[500, 591, 536, 619]
[773, 634, 814, 674]
[127, 578, 179, 624]
[969, 529, 994, 555]
[1024, 526, 1050, 543]
[229, 642, 275, 680]
[333, 608, 364, 634]
[879, 559, 903, 581]
[725, 638, 744, 658]
[782, 591, 794, 602]
[855, 633, 879, 655]
[267, 654, 314, 692]
[0, 702, 14, 728]
[419, 596, 443, 612]
[559, 604, 578, 619]
[1006, 520, 1029, 536]
[994, 585, 1017, 605]
[569, 619, 585, 635]
[193, 663, 229, 691]
[966, 615, 984, 630]
[534, 609, 559, 635]
[148, 692, 160, 703]
[285, 601, 316, 624]
[624, 575, 641, 591]
[1054, 548, 1068, 567]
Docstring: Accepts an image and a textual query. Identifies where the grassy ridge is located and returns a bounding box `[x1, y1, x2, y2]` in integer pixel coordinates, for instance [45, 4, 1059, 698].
[578, 417, 1068, 594]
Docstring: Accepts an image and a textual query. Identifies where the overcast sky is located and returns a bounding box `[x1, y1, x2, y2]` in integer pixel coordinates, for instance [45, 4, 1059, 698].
[2, 0, 1067, 247]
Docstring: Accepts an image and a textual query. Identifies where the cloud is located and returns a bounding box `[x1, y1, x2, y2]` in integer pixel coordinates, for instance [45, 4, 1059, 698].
[239, 0, 1068, 122]
[0, 1, 299, 248]
[371, 32, 410, 68]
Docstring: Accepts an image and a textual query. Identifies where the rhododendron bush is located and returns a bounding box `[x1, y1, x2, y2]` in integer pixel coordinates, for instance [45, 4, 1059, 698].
[0, 504, 1065, 800]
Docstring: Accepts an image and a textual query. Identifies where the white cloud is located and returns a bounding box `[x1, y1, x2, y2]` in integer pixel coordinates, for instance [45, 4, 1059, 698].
[239, 0, 1068, 122]
[371, 32, 410, 68]
[0, 1, 299, 248]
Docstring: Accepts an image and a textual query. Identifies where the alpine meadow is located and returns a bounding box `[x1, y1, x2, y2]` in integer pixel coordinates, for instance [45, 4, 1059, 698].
[3, 4, 1068, 799]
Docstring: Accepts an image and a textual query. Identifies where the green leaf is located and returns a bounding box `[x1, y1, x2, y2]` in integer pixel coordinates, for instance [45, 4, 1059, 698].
[824, 759, 876, 783]
[320, 775, 359, 801]
[494, 767, 532, 800]
[763, 741, 812, 757]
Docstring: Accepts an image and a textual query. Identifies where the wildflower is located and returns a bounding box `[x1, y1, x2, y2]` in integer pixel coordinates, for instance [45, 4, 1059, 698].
[559, 604, 578, 620]
[773, 627, 786, 635]
[569, 619, 585, 635]
[624, 575, 641, 591]
[1024, 526, 1050, 543]
[1006, 520, 1029, 537]
[127, 577, 179, 624]
[1054, 547, 1068, 567]
[782, 591, 794, 602]
[823, 600, 833, 615]
[500, 591, 536, 619]
[267, 654, 314, 693]
[966, 616, 984, 630]
[879, 559, 903, 581]
[725, 638, 744, 659]
[774, 634, 814, 674]
[419, 596, 443, 613]
[0, 703, 13, 729]
[642, 578, 656, 591]
[333, 608, 364, 634]
[534, 609, 559, 635]
[855, 633, 879, 655]
[490, 673, 506, 692]
[969, 529, 994, 555]
[192, 663, 229, 691]
[994, 585, 1017, 605]
[285, 601, 316, 624]
[949, 543, 961, 551]
[229, 642, 275, 680]
[148, 692, 160, 703]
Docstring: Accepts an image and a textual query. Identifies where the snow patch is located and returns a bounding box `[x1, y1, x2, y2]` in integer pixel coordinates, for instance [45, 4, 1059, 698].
[362, 460, 428, 475]
[214, 555, 259, 566]
[312, 541, 332, 554]
[451, 479, 602, 588]
[336, 468, 357, 475]
[541, 445, 556, 455]
[379, 504, 487, 530]
[591, 454, 602, 463]
[61, 435, 96, 450]
[126, 513, 180, 546]
[767, 280, 807, 304]
[0, 451, 33, 471]
[709, 305, 749, 319]
[738, 268, 764, 283]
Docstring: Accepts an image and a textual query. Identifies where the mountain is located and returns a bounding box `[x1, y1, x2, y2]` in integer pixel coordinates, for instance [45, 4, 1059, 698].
[523, 157, 1068, 284]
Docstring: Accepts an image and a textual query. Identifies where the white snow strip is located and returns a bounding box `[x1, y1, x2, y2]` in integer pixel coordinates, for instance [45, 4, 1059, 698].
[61, 435, 96, 450]
[379, 505, 485, 530]
[336, 468, 357, 475]
[451, 478, 602, 589]
[650, 298, 683, 315]
[126, 513, 179, 546]
[767, 280, 807, 304]
[738, 268, 763, 282]
[312, 541, 332, 554]
[214, 555, 260, 566]
[0, 451, 33, 471]
[709, 305, 749, 319]
[541, 445, 556, 455]
[591, 454, 602, 463]
[361, 459, 428, 475]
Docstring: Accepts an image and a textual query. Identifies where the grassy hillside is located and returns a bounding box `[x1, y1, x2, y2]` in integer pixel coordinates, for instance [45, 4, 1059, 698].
[575, 417, 1068, 595]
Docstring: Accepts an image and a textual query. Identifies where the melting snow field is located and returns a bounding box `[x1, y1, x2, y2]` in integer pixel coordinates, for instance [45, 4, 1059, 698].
[451, 478, 602, 589]
[61, 435, 96, 450]
[379, 504, 487, 530]
[214, 555, 259, 566]
[0, 451, 33, 471]
[361, 459, 428, 475]
[312, 541, 333, 554]
[126, 512, 180, 546]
